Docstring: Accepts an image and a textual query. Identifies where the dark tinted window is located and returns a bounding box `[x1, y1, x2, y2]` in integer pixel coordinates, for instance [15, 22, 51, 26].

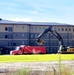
[5, 27, 8, 31]
[5, 35, 8, 38]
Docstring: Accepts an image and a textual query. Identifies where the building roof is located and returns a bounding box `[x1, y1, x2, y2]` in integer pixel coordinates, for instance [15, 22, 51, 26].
[0, 18, 73, 26]
[26, 22, 71, 26]
[0, 18, 28, 25]
[0, 18, 15, 24]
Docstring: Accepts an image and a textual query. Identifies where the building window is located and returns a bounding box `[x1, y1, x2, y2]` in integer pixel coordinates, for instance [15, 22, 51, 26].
[65, 28, 67, 31]
[31, 27, 33, 31]
[69, 34, 72, 39]
[22, 41, 24, 44]
[22, 26, 24, 29]
[39, 27, 41, 31]
[5, 35, 8, 38]
[62, 28, 64, 31]
[5, 34, 12, 39]
[5, 27, 8, 31]
[35, 34, 38, 38]
[22, 34, 25, 37]
[5, 27, 12, 31]
[43, 27, 45, 30]
[8, 42, 12, 46]
[58, 28, 60, 31]
[31, 34, 33, 38]
[13, 43, 16, 46]
[69, 28, 71, 31]
[30, 41, 33, 45]
[54, 28, 56, 30]
[8, 27, 12, 31]
[35, 27, 37, 31]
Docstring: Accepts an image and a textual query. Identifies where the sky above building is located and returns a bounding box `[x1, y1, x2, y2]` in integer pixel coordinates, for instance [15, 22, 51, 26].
[0, 0, 74, 25]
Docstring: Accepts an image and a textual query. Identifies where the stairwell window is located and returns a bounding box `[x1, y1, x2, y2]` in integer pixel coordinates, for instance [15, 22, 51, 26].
[5, 27, 12, 31]
[8, 27, 12, 31]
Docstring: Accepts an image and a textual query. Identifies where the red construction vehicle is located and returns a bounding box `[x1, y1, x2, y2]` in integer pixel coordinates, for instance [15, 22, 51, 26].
[10, 45, 46, 55]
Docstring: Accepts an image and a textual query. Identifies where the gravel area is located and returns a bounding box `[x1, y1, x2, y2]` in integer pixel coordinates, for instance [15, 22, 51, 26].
[0, 60, 74, 73]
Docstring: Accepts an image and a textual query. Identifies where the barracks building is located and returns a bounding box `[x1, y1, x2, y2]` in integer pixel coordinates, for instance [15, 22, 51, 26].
[0, 18, 74, 53]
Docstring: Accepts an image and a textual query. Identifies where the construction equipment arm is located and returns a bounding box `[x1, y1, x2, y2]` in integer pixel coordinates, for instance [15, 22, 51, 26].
[37, 26, 63, 50]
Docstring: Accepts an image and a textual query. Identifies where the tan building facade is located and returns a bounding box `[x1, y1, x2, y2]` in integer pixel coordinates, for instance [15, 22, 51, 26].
[0, 19, 74, 53]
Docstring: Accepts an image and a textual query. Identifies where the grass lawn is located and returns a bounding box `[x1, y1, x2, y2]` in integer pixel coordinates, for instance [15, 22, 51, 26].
[0, 54, 74, 62]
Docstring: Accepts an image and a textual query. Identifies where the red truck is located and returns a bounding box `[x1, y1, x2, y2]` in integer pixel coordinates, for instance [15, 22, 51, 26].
[10, 45, 46, 55]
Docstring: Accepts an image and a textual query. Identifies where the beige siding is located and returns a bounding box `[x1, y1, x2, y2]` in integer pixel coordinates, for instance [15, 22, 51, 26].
[53, 26, 69, 33]
[30, 26, 70, 33]
[0, 25, 12, 32]
[30, 26, 48, 33]
[13, 25, 29, 32]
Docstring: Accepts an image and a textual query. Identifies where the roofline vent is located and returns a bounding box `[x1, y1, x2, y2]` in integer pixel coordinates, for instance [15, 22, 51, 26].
[0, 18, 2, 21]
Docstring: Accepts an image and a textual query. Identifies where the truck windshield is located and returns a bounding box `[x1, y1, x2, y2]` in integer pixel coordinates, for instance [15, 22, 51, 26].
[15, 46, 20, 50]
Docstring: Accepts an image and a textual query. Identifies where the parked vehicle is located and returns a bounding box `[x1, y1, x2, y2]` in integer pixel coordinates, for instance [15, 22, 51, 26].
[59, 46, 74, 54]
[10, 45, 46, 55]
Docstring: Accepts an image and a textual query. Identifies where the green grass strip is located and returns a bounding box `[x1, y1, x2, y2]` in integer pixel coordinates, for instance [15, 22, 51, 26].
[0, 54, 74, 62]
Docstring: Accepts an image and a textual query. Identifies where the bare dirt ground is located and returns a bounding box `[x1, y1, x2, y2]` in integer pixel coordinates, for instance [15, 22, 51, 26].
[0, 60, 74, 74]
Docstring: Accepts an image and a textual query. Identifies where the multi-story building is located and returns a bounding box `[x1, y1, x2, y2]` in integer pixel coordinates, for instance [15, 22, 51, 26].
[0, 18, 74, 53]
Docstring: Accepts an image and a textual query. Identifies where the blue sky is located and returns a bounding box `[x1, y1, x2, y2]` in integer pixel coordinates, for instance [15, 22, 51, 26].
[0, 0, 74, 24]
